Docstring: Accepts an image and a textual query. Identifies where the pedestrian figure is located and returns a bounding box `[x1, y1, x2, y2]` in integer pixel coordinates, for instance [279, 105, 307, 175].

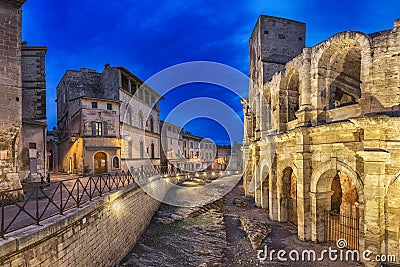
[40, 173, 44, 189]
[46, 172, 51, 185]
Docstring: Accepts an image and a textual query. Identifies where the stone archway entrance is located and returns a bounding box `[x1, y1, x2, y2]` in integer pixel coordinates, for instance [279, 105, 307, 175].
[281, 167, 297, 225]
[94, 152, 107, 174]
[326, 171, 359, 249]
[312, 168, 361, 248]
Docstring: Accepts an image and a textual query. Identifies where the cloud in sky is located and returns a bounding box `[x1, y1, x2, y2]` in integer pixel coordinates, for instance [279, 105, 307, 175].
[21, 0, 400, 144]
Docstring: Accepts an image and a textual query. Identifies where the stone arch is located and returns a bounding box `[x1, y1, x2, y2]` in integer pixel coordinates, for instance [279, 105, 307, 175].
[93, 151, 108, 175]
[311, 159, 363, 199]
[310, 158, 363, 242]
[312, 31, 372, 112]
[285, 67, 301, 122]
[126, 106, 133, 126]
[138, 110, 144, 129]
[277, 164, 297, 224]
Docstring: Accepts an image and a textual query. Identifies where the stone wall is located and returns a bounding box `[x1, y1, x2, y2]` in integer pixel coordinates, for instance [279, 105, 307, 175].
[243, 15, 400, 265]
[0, 0, 24, 176]
[0, 181, 165, 266]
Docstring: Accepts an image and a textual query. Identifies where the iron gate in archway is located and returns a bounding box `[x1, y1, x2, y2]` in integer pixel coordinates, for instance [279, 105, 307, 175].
[325, 211, 359, 250]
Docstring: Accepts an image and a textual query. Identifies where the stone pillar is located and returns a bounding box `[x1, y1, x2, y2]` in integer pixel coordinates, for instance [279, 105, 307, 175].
[300, 48, 312, 110]
[294, 149, 312, 240]
[269, 159, 278, 220]
[260, 177, 269, 210]
[310, 191, 333, 242]
[357, 151, 389, 258]
[253, 147, 261, 207]
[254, 167, 262, 207]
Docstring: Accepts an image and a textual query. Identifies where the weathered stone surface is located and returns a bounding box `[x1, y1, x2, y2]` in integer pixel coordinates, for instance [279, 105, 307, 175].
[234, 198, 248, 207]
[120, 200, 227, 267]
[240, 217, 272, 250]
[243, 14, 400, 266]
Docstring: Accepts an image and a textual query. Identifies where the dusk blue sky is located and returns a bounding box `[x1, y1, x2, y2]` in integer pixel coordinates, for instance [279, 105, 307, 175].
[22, 0, 400, 145]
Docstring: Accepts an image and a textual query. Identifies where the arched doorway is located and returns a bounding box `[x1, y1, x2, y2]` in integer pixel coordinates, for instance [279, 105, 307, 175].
[94, 152, 107, 174]
[281, 167, 297, 225]
[314, 169, 360, 249]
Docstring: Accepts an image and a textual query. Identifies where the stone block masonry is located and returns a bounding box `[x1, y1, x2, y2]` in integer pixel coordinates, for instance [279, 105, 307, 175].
[0, 182, 163, 266]
[0, 0, 24, 176]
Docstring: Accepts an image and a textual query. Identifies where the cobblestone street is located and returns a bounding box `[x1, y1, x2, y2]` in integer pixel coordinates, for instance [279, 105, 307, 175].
[119, 180, 364, 267]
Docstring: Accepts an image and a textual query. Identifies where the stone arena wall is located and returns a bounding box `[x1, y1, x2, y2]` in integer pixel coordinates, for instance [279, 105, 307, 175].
[0, 182, 163, 266]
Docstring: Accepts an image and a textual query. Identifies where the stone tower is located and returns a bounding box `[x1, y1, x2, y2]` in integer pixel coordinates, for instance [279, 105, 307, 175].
[19, 43, 48, 178]
[0, 0, 25, 182]
[249, 15, 306, 91]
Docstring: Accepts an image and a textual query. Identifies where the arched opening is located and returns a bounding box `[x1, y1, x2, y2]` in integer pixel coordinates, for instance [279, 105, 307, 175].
[281, 167, 297, 225]
[126, 107, 133, 126]
[286, 69, 300, 122]
[138, 111, 144, 129]
[318, 39, 362, 110]
[315, 169, 360, 248]
[93, 152, 107, 174]
[112, 156, 120, 169]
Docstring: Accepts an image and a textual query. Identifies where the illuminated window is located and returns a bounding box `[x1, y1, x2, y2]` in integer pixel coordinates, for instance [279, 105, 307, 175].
[95, 122, 102, 136]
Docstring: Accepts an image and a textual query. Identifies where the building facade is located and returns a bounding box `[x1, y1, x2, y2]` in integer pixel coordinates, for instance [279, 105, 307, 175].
[243, 15, 400, 263]
[56, 65, 161, 175]
[160, 121, 184, 170]
[19, 43, 48, 180]
[181, 132, 215, 171]
[0, 0, 47, 194]
[118, 66, 161, 170]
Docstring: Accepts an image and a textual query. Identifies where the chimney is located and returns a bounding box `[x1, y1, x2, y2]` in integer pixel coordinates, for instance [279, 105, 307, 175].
[105, 63, 110, 69]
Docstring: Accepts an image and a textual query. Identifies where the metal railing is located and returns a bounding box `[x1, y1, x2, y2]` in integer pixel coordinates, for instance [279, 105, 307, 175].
[0, 166, 237, 238]
[324, 210, 360, 250]
[0, 171, 138, 238]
